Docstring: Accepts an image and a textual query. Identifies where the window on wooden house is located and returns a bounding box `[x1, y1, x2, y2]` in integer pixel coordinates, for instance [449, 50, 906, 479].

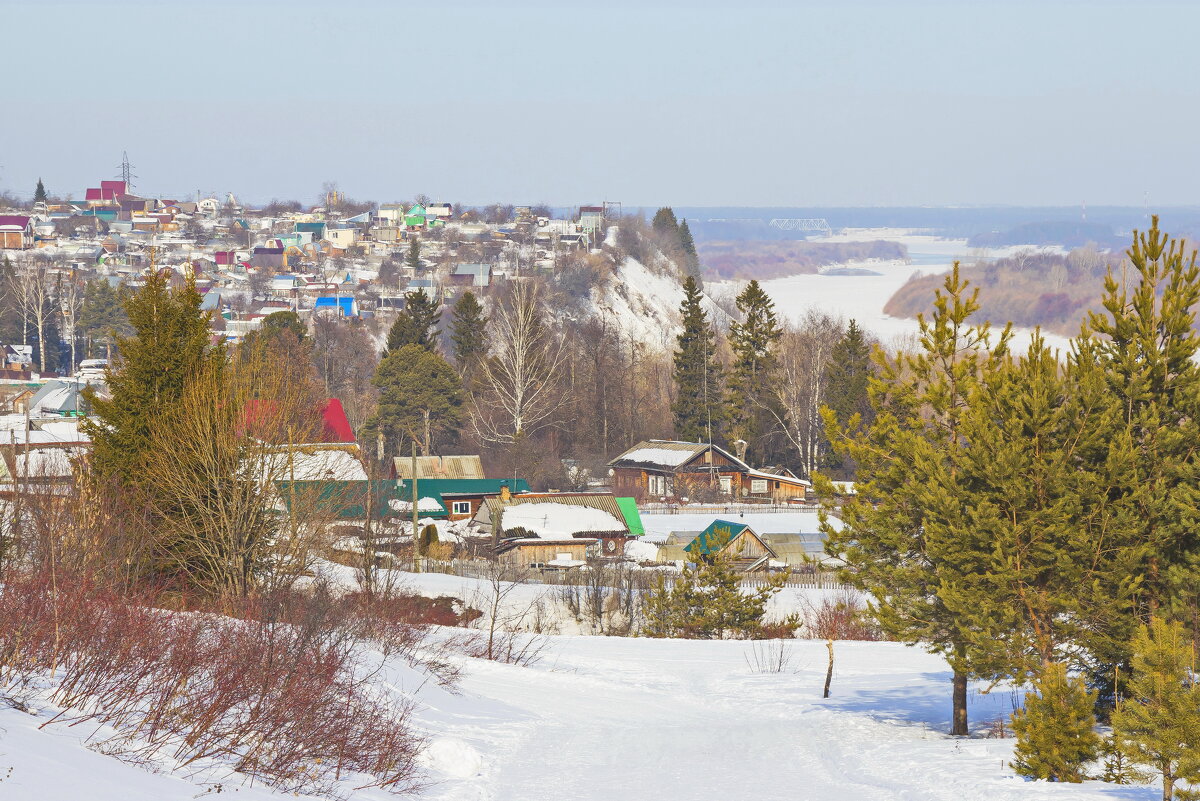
[452, 501, 472, 515]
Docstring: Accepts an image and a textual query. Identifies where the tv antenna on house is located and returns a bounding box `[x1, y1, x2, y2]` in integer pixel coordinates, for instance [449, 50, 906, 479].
[116, 151, 137, 190]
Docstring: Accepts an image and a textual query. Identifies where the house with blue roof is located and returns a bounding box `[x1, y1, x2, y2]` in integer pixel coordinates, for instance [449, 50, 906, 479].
[314, 296, 358, 317]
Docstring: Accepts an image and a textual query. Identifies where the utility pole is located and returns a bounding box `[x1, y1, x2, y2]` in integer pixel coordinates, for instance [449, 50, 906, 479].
[411, 441, 421, 573]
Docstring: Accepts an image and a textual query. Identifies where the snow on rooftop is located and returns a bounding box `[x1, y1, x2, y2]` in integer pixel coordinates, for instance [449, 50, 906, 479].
[265, 449, 368, 481]
[502, 502, 626, 539]
[16, 447, 83, 478]
[389, 496, 445, 513]
[623, 538, 661, 562]
[616, 446, 696, 467]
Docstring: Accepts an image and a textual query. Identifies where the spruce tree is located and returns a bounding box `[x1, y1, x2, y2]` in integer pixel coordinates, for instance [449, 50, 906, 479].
[449, 290, 488, 371]
[651, 207, 679, 238]
[370, 344, 464, 455]
[84, 270, 214, 487]
[823, 319, 873, 428]
[33, 178, 46, 205]
[1113, 618, 1200, 801]
[405, 237, 422, 274]
[644, 534, 788, 639]
[678, 218, 701, 280]
[1011, 662, 1101, 782]
[672, 275, 724, 443]
[821, 264, 1010, 735]
[726, 280, 785, 463]
[384, 289, 440, 354]
[78, 279, 131, 358]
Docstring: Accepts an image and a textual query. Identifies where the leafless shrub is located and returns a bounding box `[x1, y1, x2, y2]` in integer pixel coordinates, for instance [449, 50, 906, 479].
[556, 563, 651, 635]
[744, 638, 796, 674]
[0, 570, 425, 795]
[802, 589, 882, 641]
[455, 561, 549, 666]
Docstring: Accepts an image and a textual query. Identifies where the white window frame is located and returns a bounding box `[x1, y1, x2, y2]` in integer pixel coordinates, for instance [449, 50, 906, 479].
[751, 479, 768, 494]
[452, 501, 471, 515]
[719, 476, 733, 494]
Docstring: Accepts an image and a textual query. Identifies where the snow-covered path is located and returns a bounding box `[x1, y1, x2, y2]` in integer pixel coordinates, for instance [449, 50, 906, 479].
[0, 632, 1159, 800]
[418, 637, 1154, 801]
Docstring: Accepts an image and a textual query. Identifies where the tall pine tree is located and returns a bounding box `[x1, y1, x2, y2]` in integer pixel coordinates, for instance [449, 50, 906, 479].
[821, 264, 1010, 735]
[384, 289, 440, 354]
[450, 290, 488, 371]
[678, 218, 701, 280]
[672, 275, 724, 443]
[651, 207, 679, 238]
[1081, 216, 1200, 637]
[934, 333, 1142, 684]
[33, 178, 46, 205]
[726, 280, 784, 463]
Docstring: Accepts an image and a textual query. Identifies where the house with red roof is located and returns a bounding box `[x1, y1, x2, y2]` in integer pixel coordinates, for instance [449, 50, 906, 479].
[0, 215, 33, 249]
[320, 398, 355, 443]
[84, 180, 127, 206]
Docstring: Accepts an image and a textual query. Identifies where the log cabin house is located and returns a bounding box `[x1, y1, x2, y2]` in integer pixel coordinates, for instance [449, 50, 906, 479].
[608, 440, 811, 503]
[684, 519, 777, 573]
[473, 491, 636, 558]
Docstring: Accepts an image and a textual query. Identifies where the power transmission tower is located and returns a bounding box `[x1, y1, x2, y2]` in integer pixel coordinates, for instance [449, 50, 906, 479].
[116, 151, 137, 190]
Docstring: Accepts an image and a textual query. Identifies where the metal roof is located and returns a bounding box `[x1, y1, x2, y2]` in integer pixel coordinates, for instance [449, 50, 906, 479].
[394, 455, 485, 480]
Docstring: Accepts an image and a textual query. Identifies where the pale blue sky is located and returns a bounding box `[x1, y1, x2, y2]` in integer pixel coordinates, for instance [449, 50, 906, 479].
[3, 0, 1197, 207]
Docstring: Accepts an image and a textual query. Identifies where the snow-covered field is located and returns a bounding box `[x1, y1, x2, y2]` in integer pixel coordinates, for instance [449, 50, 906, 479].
[719, 228, 1072, 354]
[2, 631, 1157, 801]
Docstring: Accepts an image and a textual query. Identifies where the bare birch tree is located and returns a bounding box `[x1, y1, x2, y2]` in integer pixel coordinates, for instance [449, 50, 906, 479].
[770, 312, 844, 477]
[470, 280, 568, 444]
[11, 258, 56, 371]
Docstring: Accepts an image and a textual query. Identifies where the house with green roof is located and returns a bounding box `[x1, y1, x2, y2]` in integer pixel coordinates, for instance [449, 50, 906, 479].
[684, 519, 776, 572]
[404, 204, 427, 229]
[294, 221, 328, 241]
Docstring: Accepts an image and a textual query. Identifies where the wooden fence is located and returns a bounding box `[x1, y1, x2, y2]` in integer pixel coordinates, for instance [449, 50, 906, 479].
[411, 558, 848, 591]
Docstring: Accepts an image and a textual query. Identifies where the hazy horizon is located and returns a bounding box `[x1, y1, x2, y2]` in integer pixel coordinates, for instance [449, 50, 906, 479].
[4, 0, 1198, 208]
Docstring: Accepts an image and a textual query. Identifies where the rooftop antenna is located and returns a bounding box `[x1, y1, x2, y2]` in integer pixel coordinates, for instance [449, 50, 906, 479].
[117, 151, 136, 190]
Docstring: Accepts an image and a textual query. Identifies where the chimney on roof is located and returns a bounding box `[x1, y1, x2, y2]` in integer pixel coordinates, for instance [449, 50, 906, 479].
[500, 482, 511, 503]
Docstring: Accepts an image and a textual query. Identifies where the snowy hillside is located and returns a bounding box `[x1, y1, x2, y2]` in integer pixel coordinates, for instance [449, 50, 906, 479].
[2, 632, 1159, 801]
[587, 252, 686, 352]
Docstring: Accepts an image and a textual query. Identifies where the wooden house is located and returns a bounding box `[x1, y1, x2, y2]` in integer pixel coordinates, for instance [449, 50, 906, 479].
[609, 440, 750, 501]
[474, 490, 635, 557]
[394, 478, 532, 520]
[684, 519, 776, 572]
[495, 537, 594, 570]
[0, 215, 33, 249]
[608, 439, 810, 502]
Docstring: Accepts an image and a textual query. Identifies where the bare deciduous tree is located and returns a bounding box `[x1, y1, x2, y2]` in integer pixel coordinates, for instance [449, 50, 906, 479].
[770, 312, 844, 477]
[11, 258, 56, 371]
[470, 281, 568, 444]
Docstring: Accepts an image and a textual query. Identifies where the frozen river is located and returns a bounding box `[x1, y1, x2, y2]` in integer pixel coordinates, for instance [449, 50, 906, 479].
[719, 229, 1073, 354]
